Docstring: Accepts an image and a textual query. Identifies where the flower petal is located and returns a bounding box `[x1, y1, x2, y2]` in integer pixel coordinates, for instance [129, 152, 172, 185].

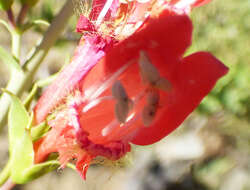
[77, 9, 193, 143]
[34, 36, 113, 123]
[76, 15, 97, 33]
[131, 52, 228, 145]
[105, 9, 192, 75]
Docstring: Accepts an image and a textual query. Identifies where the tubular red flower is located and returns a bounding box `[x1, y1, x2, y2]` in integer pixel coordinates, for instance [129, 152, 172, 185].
[34, 36, 115, 123]
[34, 2, 228, 180]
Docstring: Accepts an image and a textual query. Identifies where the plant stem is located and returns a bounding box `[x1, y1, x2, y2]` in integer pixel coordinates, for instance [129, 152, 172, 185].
[6, 9, 15, 28]
[11, 30, 21, 60]
[0, 0, 74, 130]
[17, 5, 29, 26]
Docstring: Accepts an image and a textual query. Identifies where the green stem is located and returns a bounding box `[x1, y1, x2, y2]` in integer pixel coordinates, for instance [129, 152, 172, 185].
[0, 0, 74, 130]
[11, 30, 22, 60]
[0, 161, 11, 186]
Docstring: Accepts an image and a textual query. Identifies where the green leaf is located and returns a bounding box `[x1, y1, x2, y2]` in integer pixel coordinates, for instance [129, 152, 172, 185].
[20, 161, 76, 183]
[0, 0, 13, 11]
[33, 19, 50, 27]
[0, 46, 22, 72]
[31, 121, 51, 141]
[11, 130, 34, 183]
[2, 90, 72, 184]
[22, 20, 50, 32]
[24, 73, 57, 108]
[3, 90, 34, 184]
[21, 161, 60, 183]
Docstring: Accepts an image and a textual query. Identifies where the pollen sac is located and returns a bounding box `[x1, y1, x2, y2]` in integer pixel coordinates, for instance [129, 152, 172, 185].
[115, 102, 130, 124]
[155, 78, 172, 91]
[112, 80, 128, 102]
[146, 90, 160, 106]
[142, 91, 160, 127]
[139, 51, 172, 91]
[139, 51, 161, 84]
[112, 81, 132, 123]
[142, 105, 157, 127]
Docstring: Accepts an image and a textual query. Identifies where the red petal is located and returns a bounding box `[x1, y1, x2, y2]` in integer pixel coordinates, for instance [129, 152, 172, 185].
[34, 36, 112, 123]
[105, 9, 192, 75]
[76, 154, 93, 180]
[131, 52, 228, 145]
[77, 10, 193, 143]
[76, 15, 97, 33]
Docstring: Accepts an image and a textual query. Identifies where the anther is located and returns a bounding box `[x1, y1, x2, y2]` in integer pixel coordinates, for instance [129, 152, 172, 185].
[139, 51, 172, 91]
[87, 62, 130, 101]
[155, 78, 172, 91]
[147, 91, 160, 106]
[112, 81, 133, 123]
[142, 91, 160, 127]
[139, 51, 161, 84]
[112, 80, 128, 103]
[142, 105, 157, 127]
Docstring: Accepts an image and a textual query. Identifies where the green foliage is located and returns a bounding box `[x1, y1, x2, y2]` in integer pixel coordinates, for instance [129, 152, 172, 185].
[31, 121, 51, 141]
[0, 0, 13, 11]
[3, 90, 60, 184]
[0, 46, 22, 73]
[4, 90, 34, 183]
[189, 0, 250, 120]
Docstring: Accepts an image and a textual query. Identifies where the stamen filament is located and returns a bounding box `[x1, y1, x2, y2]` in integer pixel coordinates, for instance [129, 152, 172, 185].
[96, 0, 114, 26]
[88, 62, 131, 101]
[83, 96, 114, 113]
[102, 120, 119, 136]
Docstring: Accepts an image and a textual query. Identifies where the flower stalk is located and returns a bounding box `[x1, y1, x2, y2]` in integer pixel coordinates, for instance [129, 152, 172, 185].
[17, 4, 29, 26]
[11, 29, 21, 60]
[6, 9, 15, 28]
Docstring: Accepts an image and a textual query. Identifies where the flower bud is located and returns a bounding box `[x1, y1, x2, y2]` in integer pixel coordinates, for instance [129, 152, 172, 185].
[0, 0, 13, 11]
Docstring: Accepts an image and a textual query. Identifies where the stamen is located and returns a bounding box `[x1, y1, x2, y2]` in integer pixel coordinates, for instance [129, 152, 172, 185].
[139, 51, 172, 91]
[139, 51, 161, 84]
[88, 62, 131, 101]
[102, 120, 119, 136]
[83, 96, 114, 113]
[112, 80, 128, 102]
[112, 81, 132, 123]
[155, 78, 172, 91]
[142, 105, 157, 127]
[115, 102, 130, 123]
[96, 0, 114, 26]
[142, 91, 160, 127]
[146, 90, 160, 106]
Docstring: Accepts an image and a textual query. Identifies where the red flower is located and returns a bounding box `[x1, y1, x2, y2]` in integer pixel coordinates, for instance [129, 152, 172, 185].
[34, 1, 228, 179]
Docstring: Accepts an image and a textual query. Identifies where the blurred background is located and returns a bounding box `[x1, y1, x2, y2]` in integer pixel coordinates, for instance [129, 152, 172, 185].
[0, 0, 250, 189]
